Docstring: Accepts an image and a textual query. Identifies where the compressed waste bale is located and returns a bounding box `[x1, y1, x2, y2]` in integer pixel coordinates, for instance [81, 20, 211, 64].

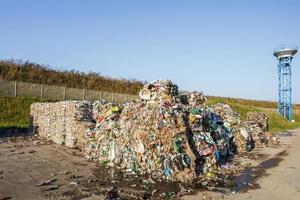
[117, 100, 195, 182]
[30, 79, 275, 184]
[209, 103, 240, 131]
[205, 104, 275, 153]
[187, 96, 234, 173]
[234, 125, 254, 153]
[30, 102, 66, 145]
[240, 112, 277, 150]
[246, 112, 268, 131]
[30, 101, 94, 148]
[65, 101, 94, 148]
[84, 80, 196, 182]
[83, 101, 122, 160]
[187, 91, 207, 107]
[30, 103, 51, 140]
[84, 81, 236, 182]
[231, 111, 275, 153]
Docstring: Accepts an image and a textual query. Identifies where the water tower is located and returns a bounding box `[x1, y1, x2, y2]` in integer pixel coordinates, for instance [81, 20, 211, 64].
[273, 45, 297, 121]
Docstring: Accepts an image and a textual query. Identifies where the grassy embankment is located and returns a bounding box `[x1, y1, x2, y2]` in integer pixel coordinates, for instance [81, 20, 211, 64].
[0, 96, 45, 128]
[207, 96, 300, 132]
[1, 96, 300, 133]
[0, 59, 143, 94]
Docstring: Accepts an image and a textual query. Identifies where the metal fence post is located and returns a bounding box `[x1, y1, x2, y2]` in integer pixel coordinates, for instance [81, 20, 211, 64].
[40, 84, 43, 100]
[82, 89, 85, 100]
[99, 91, 102, 100]
[63, 87, 66, 100]
[14, 80, 17, 97]
[112, 93, 114, 103]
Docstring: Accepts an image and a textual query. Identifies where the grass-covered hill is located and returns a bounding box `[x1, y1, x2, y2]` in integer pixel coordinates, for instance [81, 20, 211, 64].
[0, 59, 143, 94]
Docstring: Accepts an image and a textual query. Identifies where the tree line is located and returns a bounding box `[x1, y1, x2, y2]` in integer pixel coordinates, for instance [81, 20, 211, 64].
[0, 59, 143, 94]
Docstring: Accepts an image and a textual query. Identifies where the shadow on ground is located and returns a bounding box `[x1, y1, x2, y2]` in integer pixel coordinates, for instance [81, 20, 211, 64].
[0, 127, 30, 138]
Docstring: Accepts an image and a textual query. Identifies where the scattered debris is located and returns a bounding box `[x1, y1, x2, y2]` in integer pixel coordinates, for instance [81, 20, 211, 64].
[36, 178, 57, 186]
[41, 184, 59, 191]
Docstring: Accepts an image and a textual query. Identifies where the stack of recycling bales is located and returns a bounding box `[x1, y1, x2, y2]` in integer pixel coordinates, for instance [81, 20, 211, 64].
[209, 103, 246, 153]
[30, 101, 94, 148]
[30, 80, 276, 183]
[208, 104, 275, 153]
[186, 95, 234, 175]
[246, 112, 268, 132]
[84, 80, 194, 182]
[239, 112, 276, 151]
[84, 80, 235, 182]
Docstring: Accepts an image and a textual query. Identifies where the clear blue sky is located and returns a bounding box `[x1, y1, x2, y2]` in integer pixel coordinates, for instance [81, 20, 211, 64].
[1, 0, 300, 103]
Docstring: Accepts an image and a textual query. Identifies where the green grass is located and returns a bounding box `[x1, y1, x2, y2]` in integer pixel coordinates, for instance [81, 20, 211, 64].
[265, 111, 300, 133]
[0, 96, 44, 128]
[207, 95, 300, 110]
[206, 97, 300, 133]
[1, 96, 300, 133]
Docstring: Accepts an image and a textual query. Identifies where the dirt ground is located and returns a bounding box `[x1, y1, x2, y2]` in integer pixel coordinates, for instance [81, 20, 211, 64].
[0, 128, 298, 200]
[184, 128, 300, 200]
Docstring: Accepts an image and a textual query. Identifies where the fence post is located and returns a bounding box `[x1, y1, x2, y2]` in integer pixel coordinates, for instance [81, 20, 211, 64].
[112, 93, 114, 103]
[14, 80, 17, 97]
[40, 84, 43, 100]
[126, 94, 128, 102]
[63, 87, 66, 100]
[82, 89, 85, 100]
[99, 91, 102, 100]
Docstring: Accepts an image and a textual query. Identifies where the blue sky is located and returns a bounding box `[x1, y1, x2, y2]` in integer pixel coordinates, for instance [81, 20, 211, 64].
[0, 0, 300, 102]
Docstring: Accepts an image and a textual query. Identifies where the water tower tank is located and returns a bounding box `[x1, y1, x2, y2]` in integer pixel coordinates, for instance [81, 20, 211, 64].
[273, 45, 297, 59]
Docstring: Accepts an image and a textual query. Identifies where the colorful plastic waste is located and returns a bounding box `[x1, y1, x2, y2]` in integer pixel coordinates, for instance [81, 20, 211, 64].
[30, 80, 277, 183]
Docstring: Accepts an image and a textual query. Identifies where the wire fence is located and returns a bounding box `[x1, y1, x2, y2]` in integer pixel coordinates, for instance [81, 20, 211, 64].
[255, 107, 300, 115]
[1, 78, 300, 114]
[0, 79, 138, 103]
